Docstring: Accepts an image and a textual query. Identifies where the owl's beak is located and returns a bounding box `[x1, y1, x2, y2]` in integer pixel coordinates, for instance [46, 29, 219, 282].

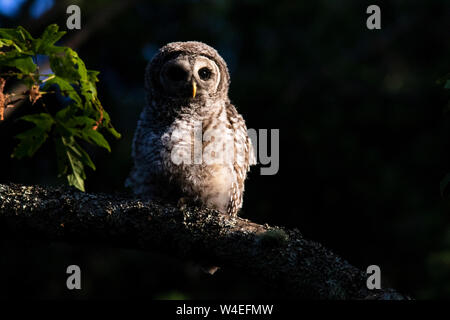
[192, 80, 197, 98]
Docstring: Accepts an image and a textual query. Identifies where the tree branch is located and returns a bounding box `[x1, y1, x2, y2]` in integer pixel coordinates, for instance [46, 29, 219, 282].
[0, 183, 409, 300]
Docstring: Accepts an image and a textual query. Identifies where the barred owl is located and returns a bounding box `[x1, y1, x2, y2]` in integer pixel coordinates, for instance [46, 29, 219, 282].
[126, 41, 255, 216]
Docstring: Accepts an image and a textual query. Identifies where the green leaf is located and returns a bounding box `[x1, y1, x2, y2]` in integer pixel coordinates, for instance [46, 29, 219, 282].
[0, 26, 34, 52]
[55, 105, 76, 122]
[34, 24, 66, 54]
[87, 70, 100, 83]
[2, 24, 121, 191]
[65, 115, 96, 128]
[42, 76, 83, 106]
[16, 26, 33, 42]
[67, 139, 96, 171]
[101, 108, 121, 138]
[64, 142, 86, 191]
[20, 113, 54, 127]
[0, 38, 22, 51]
[106, 125, 121, 139]
[12, 127, 49, 159]
[59, 115, 111, 151]
[55, 136, 96, 192]
[11, 113, 54, 159]
[67, 172, 85, 191]
[54, 136, 67, 176]
[0, 27, 36, 72]
[47, 48, 100, 107]
[80, 128, 111, 152]
[49, 47, 87, 83]
[0, 28, 20, 40]
[54, 107, 77, 137]
[50, 47, 96, 102]
[80, 77, 97, 101]
[0, 56, 36, 74]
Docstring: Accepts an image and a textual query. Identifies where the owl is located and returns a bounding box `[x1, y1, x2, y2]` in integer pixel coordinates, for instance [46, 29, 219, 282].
[126, 41, 256, 217]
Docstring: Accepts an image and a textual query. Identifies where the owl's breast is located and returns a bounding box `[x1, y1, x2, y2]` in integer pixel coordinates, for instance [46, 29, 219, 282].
[159, 111, 236, 212]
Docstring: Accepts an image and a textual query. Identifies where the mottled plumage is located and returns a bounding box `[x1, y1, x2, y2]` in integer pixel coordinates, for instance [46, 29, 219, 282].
[126, 41, 255, 216]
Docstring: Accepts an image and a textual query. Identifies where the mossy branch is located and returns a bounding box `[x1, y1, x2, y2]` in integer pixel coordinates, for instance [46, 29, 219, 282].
[0, 183, 409, 300]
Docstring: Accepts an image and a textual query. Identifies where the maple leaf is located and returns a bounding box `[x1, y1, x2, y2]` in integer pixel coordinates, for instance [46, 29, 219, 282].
[1, 24, 121, 191]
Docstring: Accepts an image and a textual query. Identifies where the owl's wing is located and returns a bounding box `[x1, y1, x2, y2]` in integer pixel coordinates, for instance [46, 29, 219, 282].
[226, 102, 256, 172]
[225, 103, 255, 216]
[125, 107, 165, 198]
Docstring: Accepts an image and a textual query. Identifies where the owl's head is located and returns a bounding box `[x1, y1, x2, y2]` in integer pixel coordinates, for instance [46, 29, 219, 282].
[145, 41, 230, 102]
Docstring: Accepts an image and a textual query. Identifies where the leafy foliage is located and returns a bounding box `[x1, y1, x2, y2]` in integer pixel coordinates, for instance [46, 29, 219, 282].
[0, 24, 120, 191]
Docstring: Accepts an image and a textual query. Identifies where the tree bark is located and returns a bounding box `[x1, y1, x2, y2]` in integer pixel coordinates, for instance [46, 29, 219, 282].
[0, 183, 409, 300]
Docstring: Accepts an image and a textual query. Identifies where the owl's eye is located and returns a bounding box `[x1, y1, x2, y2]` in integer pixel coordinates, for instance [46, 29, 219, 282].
[198, 67, 212, 81]
[167, 66, 187, 81]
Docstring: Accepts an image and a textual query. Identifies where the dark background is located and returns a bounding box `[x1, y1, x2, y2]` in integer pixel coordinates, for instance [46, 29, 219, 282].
[0, 0, 449, 299]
